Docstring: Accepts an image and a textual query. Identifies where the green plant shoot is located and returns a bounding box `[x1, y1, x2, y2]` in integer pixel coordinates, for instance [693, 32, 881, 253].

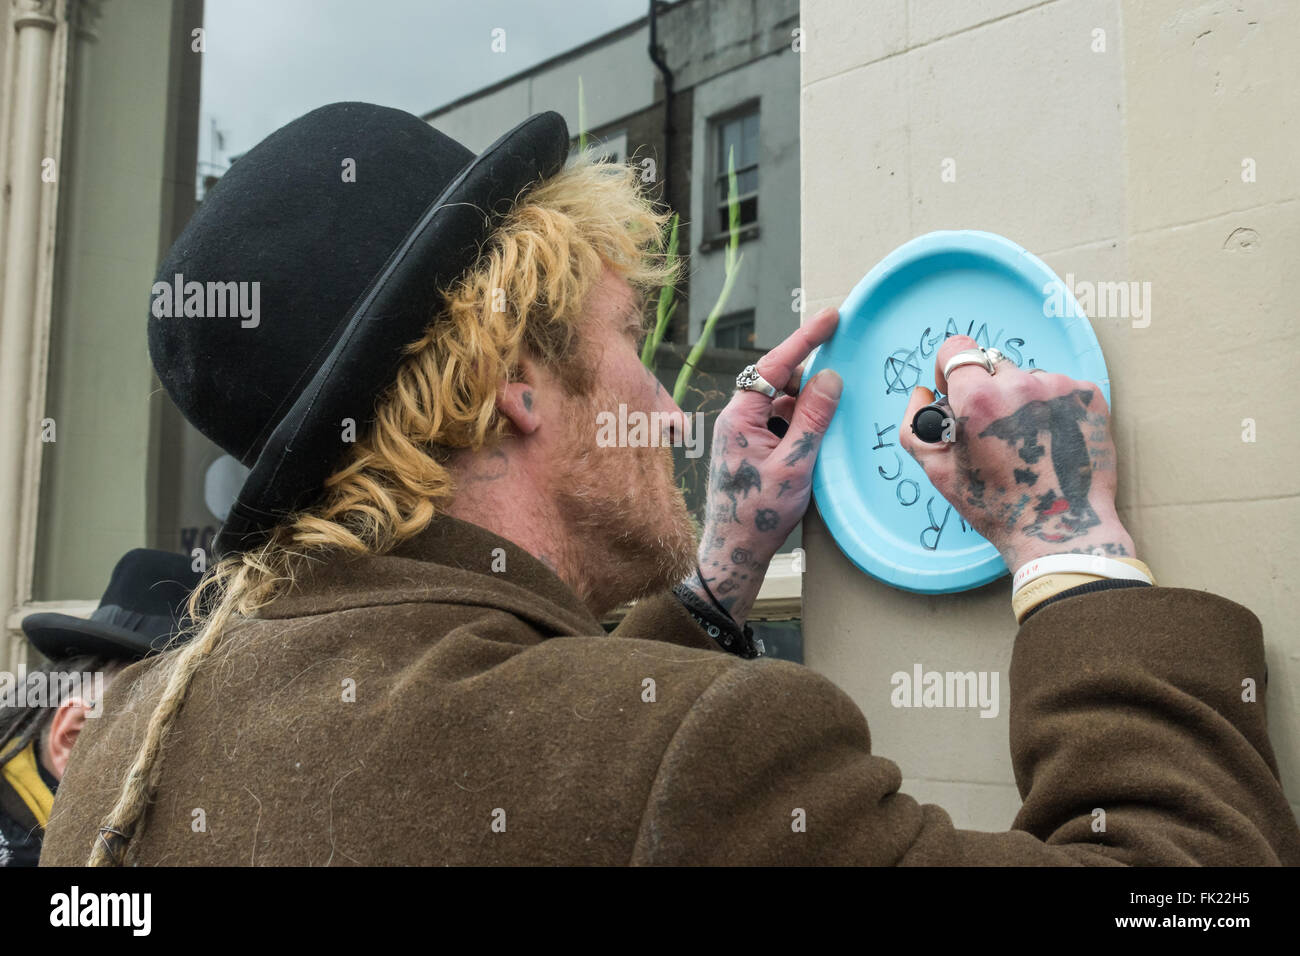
[578, 76, 587, 152]
[673, 144, 744, 405]
[641, 212, 679, 370]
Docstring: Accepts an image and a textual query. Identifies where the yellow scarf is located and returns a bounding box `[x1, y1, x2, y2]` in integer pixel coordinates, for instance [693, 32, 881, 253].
[1, 740, 54, 828]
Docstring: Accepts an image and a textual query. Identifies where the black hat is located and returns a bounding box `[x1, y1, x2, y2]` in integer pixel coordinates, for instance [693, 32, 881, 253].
[148, 103, 570, 557]
[21, 550, 203, 661]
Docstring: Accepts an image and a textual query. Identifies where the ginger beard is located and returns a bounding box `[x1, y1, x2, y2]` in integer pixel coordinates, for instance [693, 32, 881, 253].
[549, 384, 698, 615]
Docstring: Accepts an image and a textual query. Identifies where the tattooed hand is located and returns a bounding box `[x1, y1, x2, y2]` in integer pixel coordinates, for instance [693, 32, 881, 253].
[900, 335, 1134, 571]
[684, 307, 843, 625]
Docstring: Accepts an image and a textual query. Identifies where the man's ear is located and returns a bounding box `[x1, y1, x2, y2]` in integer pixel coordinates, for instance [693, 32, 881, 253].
[44, 698, 90, 780]
[496, 360, 544, 437]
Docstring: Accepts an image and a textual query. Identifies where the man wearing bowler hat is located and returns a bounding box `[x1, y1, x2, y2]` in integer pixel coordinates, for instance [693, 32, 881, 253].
[41, 103, 1298, 865]
[0, 550, 199, 866]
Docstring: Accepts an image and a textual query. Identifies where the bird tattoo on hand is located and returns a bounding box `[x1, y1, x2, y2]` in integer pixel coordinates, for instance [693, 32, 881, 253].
[978, 390, 1101, 544]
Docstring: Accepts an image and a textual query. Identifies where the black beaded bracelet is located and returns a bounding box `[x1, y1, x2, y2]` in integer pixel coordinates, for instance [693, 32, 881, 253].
[671, 579, 763, 659]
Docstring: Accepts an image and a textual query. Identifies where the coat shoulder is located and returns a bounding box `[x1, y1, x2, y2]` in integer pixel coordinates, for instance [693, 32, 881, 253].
[40, 600, 811, 865]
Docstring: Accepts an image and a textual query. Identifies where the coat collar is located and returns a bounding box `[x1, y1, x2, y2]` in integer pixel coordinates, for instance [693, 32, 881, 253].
[258, 513, 608, 639]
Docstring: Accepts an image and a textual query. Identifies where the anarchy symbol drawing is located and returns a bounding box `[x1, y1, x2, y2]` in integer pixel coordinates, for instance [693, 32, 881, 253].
[883, 349, 922, 395]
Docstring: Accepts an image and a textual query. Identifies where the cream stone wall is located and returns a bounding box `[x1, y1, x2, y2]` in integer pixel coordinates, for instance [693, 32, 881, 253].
[799, 0, 1299, 829]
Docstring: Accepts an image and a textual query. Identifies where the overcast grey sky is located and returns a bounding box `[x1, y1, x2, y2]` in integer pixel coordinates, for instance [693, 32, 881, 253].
[199, 0, 654, 171]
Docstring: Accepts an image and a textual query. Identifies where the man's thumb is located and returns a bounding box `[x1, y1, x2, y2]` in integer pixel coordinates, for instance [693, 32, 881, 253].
[785, 369, 842, 440]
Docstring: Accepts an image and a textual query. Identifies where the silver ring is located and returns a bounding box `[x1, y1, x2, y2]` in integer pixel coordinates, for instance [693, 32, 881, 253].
[735, 364, 779, 398]
[942, 347, 1006, 382]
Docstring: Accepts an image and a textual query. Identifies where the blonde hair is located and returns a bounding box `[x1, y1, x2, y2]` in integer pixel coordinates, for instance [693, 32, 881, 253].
[88, 151, 679, 865]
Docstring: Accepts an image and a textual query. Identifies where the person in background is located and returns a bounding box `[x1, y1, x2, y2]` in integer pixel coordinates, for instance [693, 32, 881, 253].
[0, 549, 199, 866]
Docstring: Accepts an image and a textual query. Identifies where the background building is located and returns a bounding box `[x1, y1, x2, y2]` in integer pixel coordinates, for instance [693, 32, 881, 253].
[425, 0, 801, 354]
[0, 0, 203, 670]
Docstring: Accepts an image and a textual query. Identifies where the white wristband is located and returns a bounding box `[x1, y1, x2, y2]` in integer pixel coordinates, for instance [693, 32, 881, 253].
[1011, 553, 1152, 597]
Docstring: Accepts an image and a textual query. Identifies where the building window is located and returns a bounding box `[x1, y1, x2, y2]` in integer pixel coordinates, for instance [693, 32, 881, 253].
[713, 106, 759, 234]
[710, 310, 756, 350]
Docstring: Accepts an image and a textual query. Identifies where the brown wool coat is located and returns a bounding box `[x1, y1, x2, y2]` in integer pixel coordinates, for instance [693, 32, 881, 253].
[40, 515, 1300, 866]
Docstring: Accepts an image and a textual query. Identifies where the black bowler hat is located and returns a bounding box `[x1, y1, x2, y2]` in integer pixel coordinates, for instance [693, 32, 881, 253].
[148, 103, 570, 556]
[21, 550, 203, 661]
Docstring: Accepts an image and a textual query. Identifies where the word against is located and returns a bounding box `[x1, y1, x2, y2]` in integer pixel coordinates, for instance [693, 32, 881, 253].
[151, 272, 261, 328]
[890, 664, 1000, 718]
[595, 404, 705, 459]
[0, 670, 104, 716]
[50, 886, 151, 936]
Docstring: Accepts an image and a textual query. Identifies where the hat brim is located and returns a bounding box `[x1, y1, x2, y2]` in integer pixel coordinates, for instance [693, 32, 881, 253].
[21, 613, 166, 662]
[215, 111, 571, 556]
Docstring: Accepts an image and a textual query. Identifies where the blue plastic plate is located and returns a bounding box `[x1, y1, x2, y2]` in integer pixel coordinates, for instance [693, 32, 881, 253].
[801, 230, 1109, 594]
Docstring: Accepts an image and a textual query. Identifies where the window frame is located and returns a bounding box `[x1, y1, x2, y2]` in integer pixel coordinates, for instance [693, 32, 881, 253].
[709, 101, 761, 238]
[710, 309, 757, 350]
